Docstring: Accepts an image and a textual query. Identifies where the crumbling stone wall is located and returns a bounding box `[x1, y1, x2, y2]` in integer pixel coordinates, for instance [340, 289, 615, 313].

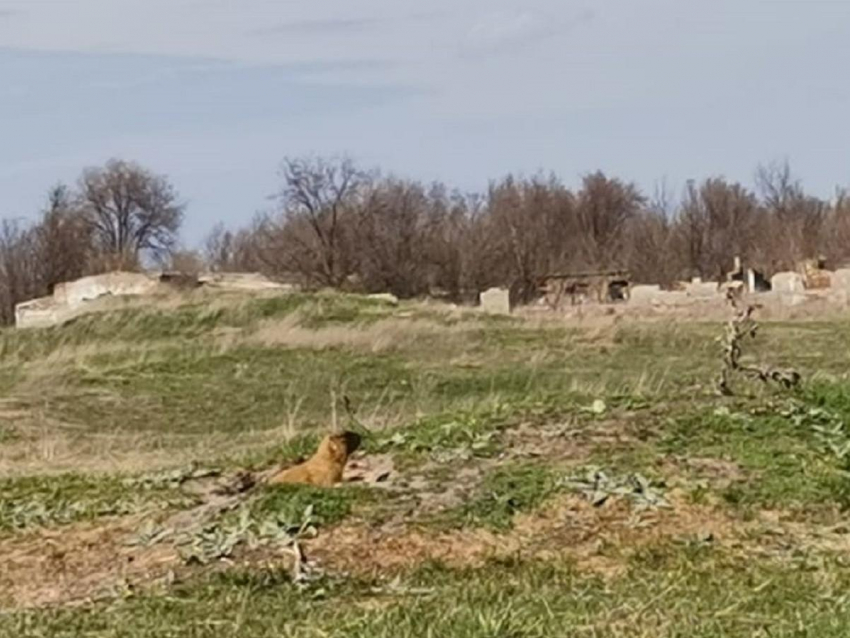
[14, 271, 292, 329]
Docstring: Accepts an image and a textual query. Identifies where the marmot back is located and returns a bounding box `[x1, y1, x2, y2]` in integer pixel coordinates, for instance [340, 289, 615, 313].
[268, 431, 361, 487]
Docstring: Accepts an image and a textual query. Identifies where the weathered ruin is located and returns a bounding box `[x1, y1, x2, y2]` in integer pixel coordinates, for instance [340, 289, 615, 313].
[530, 255, 850, 316]
[539, 271, 631, 309]
[799, 257, 831, 289]
[14, 271, 295, 329]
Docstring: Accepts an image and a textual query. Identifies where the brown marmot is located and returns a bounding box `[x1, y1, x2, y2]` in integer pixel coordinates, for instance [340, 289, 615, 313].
[267, 431, 362, 487]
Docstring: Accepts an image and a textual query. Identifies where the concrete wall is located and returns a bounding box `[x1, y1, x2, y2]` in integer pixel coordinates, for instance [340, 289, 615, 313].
[14, 270, 294, 329]
[53, 272, 158, 309]
[629, 285, 662, 304]
[197, 272, 290, 291]
[684, 279, 719, 298]
[14, 297, 66, 329]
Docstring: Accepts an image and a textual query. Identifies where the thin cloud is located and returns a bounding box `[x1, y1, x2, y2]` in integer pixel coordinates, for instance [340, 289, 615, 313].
[251, 17, 382, 37]
[249, 11, 440, 39]
[462, 8, 595, 55]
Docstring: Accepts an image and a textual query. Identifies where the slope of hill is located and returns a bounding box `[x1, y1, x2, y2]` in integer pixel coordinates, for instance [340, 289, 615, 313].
[3, 290, 850, 636]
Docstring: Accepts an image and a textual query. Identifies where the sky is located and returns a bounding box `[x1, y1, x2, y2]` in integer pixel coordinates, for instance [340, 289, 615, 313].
[1, 0, 849, 245]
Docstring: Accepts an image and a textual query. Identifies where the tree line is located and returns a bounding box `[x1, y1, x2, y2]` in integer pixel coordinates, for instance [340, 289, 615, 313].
[206, 156, 850, 301]
[0, 159, 184, 324]
[3, 155, 850, 324]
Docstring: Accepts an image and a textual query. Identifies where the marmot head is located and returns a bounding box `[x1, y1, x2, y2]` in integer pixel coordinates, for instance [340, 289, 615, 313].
[318, 431, 362, 463]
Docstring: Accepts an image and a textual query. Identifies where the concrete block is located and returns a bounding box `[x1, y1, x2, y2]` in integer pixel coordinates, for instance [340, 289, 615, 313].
[685, 280, 719, 298]
[480, 287, 511, 315]
[56, 272, 157, 309]
[771, 272, 805, 294]
[15, 297, 68, 329]
[832, 269, 850, 291]
[629, 285, 662, 304]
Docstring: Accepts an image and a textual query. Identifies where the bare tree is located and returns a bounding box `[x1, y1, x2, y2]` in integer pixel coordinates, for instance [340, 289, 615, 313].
[425, 188, 486, 301]
[353, 177, 435, 297]
[204, 221, 266, 273]
[32, 184, 92, 293]
[756, 161, 827, 267]
[276, 156, 368, 287]
[204, 223, 233, 272]
[575, 172, 644, 269]
[677, 178, 761, 279]
[78, 159, 185, 266]
[625, 184, 681, 285]
[0, 220, 40, 324]
[825, 190, 850, 266]
[485, 174, 578, 302]
[166, 250, 206, 275]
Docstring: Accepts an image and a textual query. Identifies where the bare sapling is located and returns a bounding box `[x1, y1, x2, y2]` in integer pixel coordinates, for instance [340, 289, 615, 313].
[717, 293, 801, 396]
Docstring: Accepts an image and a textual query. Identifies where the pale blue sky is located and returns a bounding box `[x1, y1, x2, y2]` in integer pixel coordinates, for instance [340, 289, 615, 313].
[2, 0, 849, 244]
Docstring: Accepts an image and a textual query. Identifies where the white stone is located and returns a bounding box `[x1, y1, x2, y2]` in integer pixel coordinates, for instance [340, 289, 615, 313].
[480, 287, 511, 315]
[771, 272, 806, 294]
[367, 293, 399, 305]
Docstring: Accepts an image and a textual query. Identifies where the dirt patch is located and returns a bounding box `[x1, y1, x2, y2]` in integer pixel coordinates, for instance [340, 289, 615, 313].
[6, 451, 849, 612]
[308, 491, 746, 580]
[503, 421, 594, 462]
[0, 471, 259, 610]
[0, 515, 180, 609]
[683, 456, 746, 483]
[343, 453, 396, 487]
[658, 455, 749, 492]
[311, 526, 509, 575]
[681, 456, 744, 478]
[742, 508, 850, 559]
[401, 464, 492, 515]
[503, 416, 641, 466]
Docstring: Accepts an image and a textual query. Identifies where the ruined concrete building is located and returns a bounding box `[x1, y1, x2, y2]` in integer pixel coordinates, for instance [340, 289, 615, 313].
[539, 270, 631, 309]
[15, 271, 294, 329]
[535, 255, 850, 313]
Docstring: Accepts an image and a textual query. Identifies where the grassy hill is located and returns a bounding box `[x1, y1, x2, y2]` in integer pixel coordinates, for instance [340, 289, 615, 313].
[3, 290, 850, 636]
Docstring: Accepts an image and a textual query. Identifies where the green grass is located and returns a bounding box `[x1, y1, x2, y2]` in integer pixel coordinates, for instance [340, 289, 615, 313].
[6, 546, 850, 637]
[371, 408, 509, 466]
[437, 462, 561, 530]
[0, 292, 397, 363]
[50, 345, 413, 435]
[0, 473, 193, 534]
[7, 292, 850, 633]
[661, 390, 850, 509]
[249, 483, 372, 528]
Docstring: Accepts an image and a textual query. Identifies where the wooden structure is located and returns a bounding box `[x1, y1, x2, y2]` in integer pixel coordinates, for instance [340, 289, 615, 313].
[539, 270, 630, 310]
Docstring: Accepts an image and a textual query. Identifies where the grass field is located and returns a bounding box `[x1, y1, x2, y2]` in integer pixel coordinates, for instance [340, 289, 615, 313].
[3, 290, 850, 636]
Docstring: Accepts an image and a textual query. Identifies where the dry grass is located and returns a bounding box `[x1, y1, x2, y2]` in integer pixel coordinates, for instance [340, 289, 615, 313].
[0, 290, 826, 477]
[244, 315, 462, 353]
